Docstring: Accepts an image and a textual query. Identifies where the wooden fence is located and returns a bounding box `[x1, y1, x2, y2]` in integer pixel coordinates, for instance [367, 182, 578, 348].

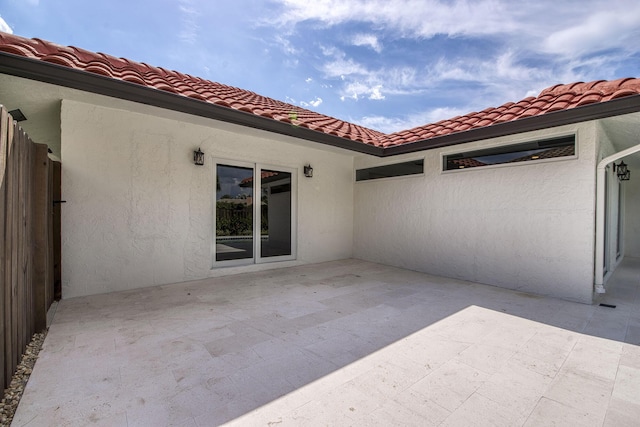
[0, 105, 57, 396]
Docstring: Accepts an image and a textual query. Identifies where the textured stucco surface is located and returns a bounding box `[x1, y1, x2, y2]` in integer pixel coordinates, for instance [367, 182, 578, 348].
[354, 124, 598, 303]
[57, 95, 635, 302]
[61, 99, 355, 298]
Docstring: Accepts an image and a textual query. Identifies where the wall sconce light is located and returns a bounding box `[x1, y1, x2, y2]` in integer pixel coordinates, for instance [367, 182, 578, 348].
[304, 164, 313, 178]
[614, 161, 630, 181]
[8, 109, 27, 122]
[193, 148, 205, 166]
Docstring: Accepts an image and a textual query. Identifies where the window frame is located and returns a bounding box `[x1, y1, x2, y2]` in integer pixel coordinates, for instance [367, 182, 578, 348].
[355, 158, 425, 182]
[441, 134, 577, 173]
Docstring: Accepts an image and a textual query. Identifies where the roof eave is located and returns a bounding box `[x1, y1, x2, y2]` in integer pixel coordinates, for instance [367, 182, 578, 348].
[3, 52, 639, 159]
[0, 52, 384, 156]
[383, 94, 640, 156]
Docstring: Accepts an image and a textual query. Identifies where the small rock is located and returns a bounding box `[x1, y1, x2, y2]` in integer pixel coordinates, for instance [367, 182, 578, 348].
[0, 329, 48, 426]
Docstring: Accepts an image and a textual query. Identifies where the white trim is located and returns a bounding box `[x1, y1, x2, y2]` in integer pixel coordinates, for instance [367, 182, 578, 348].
[256, 163, 297, 264]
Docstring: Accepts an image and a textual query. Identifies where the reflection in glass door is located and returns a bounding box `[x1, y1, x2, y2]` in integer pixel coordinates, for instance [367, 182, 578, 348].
[260, 170, 292, 258]
[215, 164, 254, 262]
[214, 162, 295, 266]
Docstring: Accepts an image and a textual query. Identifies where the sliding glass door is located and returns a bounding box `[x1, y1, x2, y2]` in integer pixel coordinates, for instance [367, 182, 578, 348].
[214, 161, 296, 266]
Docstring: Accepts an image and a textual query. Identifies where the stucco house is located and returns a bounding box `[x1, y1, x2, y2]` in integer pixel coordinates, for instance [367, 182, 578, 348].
[1, 32, 639, 304]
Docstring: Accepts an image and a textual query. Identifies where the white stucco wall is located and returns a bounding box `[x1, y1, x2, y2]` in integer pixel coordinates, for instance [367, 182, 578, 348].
[60, 99, 354, 297]
[354, 124, 598, 303]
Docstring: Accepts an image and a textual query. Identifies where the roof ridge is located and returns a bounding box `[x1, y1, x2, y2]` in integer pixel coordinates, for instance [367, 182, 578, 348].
[1, 31, 639, 148]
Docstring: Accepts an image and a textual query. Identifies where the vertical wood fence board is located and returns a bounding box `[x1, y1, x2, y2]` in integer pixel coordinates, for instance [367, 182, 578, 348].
[25, 139, 33, 340]
[17, 125, 25, 368]
[0, 105, 56, 397]
[4, 114, 14, 383]
[16, 126, 24, 362]
[0, 106, 7, 188]
[24, 136, 35, 342]
[11, 123, 22, 373]
[5, 114, 17, 379]
[14, 126, 29, 363]
[0, 107, 8, 390]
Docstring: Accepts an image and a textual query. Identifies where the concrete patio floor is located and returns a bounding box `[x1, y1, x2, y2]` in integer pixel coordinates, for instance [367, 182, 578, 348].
[12, 258, 640, 426]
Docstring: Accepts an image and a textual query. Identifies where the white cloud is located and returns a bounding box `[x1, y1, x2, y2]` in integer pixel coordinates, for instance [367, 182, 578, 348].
[333, 65, 424, 100]
[274, 34, 300, 55]
[272, 0, 639, 51]
[0, 16, 13, 34]
[352, 33, 382, 53]
[543, 6, 640, 57]
[283, 58, 299, 68]
[271, 0, 640, 71]
[300, 97, 323, 107]
[178, 0, 200, 44]
[369, 85, 384, 100]
[261, 0, 639, 132]
[356, 107, 468, 133]
[319, 45, 419, 100]
[271, 0, 517, 38]
[305, 77, 313, 83]
[322, 57, 369, 78]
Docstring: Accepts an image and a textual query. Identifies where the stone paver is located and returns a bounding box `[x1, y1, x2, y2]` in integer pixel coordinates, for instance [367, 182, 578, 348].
[12, 258, 640, 426]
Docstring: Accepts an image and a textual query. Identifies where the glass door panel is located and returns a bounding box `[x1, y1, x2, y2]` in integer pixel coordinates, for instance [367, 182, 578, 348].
[215, 164, 254, 262]
[260, 169, 292, 258]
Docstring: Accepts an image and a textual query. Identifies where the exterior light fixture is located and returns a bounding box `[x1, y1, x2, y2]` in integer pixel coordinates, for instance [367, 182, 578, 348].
[303, 164, 313, 178]
[8, 109, 27, 122]
[614, 161, 630, 181]
[193, 148, 204, 166]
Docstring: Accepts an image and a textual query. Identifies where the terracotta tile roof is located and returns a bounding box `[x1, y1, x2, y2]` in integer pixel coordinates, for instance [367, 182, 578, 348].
[0, 32, 386, 147]
[448, 158, 487, 169]
[239, 171, 280, 186]
[1, 32, 639, 149]
[383, 78, 640, 148]
[508, 145, 576, 163]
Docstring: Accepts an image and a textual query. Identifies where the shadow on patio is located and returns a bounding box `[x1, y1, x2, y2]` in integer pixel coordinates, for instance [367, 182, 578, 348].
[12, 258, 640, 426]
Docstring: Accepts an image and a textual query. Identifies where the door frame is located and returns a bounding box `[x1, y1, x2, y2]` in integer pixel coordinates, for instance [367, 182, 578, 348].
[212, 158, 297, 268]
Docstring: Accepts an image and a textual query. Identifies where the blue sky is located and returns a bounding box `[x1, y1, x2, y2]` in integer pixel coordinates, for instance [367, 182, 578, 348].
[1, 0, 639, 133]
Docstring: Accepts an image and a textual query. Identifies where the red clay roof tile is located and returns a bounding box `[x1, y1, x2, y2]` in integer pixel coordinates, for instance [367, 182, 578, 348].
[1, 32, 639, 149]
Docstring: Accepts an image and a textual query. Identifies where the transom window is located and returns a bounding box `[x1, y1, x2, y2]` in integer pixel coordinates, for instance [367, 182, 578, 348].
[356, 159, 424, 181]
[443, 135, 576, 171]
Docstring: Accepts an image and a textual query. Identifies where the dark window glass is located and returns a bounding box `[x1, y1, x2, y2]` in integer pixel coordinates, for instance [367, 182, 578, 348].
[356, 159, 424, 181]
[215, 165, 254, 262]
[260, 170, 292, 258]
[443, 135, 575, 171]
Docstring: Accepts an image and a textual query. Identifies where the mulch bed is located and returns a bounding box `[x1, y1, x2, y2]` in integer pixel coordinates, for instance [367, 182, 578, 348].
[0, 330, 47, 426]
